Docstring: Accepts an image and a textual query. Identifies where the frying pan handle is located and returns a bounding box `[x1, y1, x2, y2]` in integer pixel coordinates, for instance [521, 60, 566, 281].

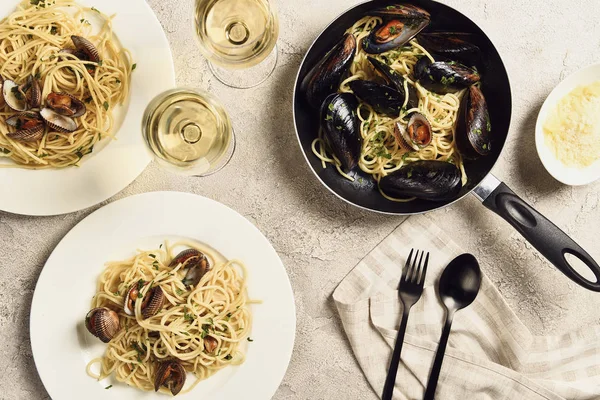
[482, 182, 600, 292]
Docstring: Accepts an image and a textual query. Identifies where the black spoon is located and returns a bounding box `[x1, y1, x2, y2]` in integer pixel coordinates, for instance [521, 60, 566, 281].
[423, 254, 482, 400]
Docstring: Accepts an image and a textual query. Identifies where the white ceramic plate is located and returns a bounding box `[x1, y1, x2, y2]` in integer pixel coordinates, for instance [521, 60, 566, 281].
[535, 63, 600, 186]
[30, 191, 296, 400]
[0, 0, 175, 216]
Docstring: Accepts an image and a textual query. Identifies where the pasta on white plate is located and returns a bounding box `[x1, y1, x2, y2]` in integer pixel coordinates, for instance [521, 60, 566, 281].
[85, 241, 254, 396]
[0, 0, 131, 169]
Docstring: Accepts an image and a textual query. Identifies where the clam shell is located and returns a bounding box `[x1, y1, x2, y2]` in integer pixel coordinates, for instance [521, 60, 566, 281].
[141, 286, 165, 319]
[40, 107, 77, 133]
[46, 92, 86, 118]
[22, 75, 41, 109]
[85, 307, 120, 343]
[2, 79, 28, 112]
[169, 249, 204, 268]
[6, 112, 45, 142]
[123, 281, 144, 316]
[71, 35, 100, 63]
[0, 79, 5, 108]
[154, 360, 186, 396]
[204, 336, 218, 353]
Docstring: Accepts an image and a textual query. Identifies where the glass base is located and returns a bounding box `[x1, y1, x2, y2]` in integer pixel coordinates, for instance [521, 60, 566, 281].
[208, 44, 278, 89]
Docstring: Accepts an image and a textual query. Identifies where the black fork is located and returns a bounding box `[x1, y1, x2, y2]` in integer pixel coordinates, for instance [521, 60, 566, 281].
[382, 249, 429, 400]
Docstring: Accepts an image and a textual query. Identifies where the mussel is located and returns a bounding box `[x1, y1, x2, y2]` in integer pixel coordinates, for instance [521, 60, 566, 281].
[70, 35, 101, 63]
[363, 4, 430, 54]
[368, 57, 418, 109]
[170, 249, 211, 288]
[40, 107, 77, 133]
[456, 85, 491, 158]
[417, 32, 481, 67]
[320, 92, 361, 171]
[140, 286, 165, 319]
[348, 80, 405, 117]
[379, 160, 462, 201]
[393, 112, 432, 152]
[5, 111, 45, 142]
[2, 79, 28, 112]
[204, 335, 218, 353]
[85, 307, 120, 343]
[301, 33, 356, 107]
[414, 57, 480, 94]
[46, 92, 86, 117]
[154, 360, 186, 396]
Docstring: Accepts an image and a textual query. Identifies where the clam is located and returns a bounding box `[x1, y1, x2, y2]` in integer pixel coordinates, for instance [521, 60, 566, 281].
[320, 92, 362, 171]
[40, 107, 77, 133]
[301, 33, 357, 107]
[85, 307, 120, 343]
[154, 360, 186, 396]
[170, 249, 211, 288]
[5, 111, 45, 142]
[348, 80, 405, 117]
[414, 57, 480, 94]
[362, 4, 430, 55]
[46, 92, 86, 117]
[0, 76, 4, 108]
[20, 75, 42, 109]
[70, 35, 100, 63]
[123, 280, 144, 316]
[2, 79, 28, 112]
[417, 32, 481, 66]
[141, 286, 165, 319]
[368, 57, 418, 109]
[379, 160, 462, 201]
[456, 85, 491, 158]
[393, 112, 432, 152]
[204, 335, 218, 353]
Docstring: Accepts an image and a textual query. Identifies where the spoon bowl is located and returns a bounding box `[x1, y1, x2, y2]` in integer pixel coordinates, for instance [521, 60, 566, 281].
[438, 253, 482, 313]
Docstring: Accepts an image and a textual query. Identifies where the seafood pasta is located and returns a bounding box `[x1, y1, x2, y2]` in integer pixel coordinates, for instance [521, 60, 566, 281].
[85, 241, 253, 396]
[0, 0, 131, 169]
[303, 4, 492, 202]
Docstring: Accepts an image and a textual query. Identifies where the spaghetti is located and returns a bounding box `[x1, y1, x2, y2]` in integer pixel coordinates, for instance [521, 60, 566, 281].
[0, 0, 131, 168]
[86, 241, 253, 395]
[311, 16, 467, 201]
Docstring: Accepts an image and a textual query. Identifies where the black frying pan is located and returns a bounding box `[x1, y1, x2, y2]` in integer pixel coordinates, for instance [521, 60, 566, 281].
[292, 0, 600, 291]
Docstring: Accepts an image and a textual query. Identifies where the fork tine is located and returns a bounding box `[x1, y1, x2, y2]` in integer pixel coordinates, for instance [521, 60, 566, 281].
[418, 252, 429, 287]
[409, 249, 420, 282]
[400, 249, 414, 287]
[415, 250, 425, 282]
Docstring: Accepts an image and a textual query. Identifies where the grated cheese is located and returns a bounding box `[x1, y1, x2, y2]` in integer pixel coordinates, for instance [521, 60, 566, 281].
[543, 81, 600, 168]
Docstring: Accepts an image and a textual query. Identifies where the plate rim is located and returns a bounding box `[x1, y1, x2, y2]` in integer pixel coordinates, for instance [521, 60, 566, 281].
[0, 0, 176, 216]
[29, 190, 297, 399]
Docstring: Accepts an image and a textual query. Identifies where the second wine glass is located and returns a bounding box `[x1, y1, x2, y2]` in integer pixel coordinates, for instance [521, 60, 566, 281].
[194, 0, 279, 89]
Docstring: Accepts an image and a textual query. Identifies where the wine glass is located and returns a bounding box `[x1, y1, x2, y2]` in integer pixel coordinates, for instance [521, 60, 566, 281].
[142, 88, 235, 176]
[194, 0, 279, 89]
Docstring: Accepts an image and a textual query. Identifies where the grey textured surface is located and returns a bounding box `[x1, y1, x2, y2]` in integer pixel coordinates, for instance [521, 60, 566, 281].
[1, 0, 600, 399]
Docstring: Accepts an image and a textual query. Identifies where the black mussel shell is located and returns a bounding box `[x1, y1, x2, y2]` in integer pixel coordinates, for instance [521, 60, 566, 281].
[417, 32, 481, 67]
[320, 92, 361, 171]
[301, 33, 356, 107]
[414, 57, 480, 94]
[363, 18, 429, 54]
[370, 3, 431, 20]
[348, 80, 405, 117]
[456, 85, 491, 158]
[379, 160, 462, 201]
[367, 57, 418, 109]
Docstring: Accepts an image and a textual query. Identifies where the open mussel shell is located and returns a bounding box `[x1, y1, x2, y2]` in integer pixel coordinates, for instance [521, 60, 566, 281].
[348, 80, 405, 117]
[6, 111, 45, 142]
[368, 57, 418, 109]
[40, 107, 77, 133]
[370, 3, 431, 20]
[141, 286, 165, 319]
[2, 79, 28, 112]
[417, 32, 481, 67]
[46, 92, 86, 118]
[456, 85, 491, 158]
[301, 33, 356, 107]
[379, 160, 462, 201]
[85, 307, 120, 343]
[414, 57, 480, 94]
[393, 112, 432, 152]
[21, 75, 42, 109]
[154, 359, 186, 396]
[363, 17, 429, 54]
[320, 92, 361, 171]
[71, 35, 100, 63]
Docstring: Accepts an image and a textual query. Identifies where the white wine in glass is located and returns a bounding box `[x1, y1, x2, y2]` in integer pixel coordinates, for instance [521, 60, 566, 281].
[195, 0, 279, 88]
[143, 88, 235, 176]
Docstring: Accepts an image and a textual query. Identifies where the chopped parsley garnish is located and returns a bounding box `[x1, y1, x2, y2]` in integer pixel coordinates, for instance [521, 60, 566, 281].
[0, 148, 10, 154]
[50, 26, 57, 35]
[388, 26, 398, 35]
[406, 169, 413, 178]
[80, 19, 91, 25]
[132, 63, 137, 71]
[113, 290, 120, 296]
[328, 103, 334, 112]
[224, 354, 232, 360]
[103, 101, 109, 111]
[137, 279, 145, 291]
[84, 96, 93, 104]
[98, 60, 103, 67]
[35, 71, 41, 79]
[247, 337, 254, 342]
[115, 78, 121, 84]
[91, 6, 100, 13]
[105, 385, 112, 390]
[325, 115, 333, 121]
[176, 289, 184, 295]
[149, 254, 156, 258]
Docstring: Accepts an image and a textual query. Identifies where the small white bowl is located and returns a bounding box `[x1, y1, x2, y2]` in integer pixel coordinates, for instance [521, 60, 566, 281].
[535, 63, 600, 186]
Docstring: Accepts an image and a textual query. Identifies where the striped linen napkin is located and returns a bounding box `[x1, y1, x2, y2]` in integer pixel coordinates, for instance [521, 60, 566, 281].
[333, 214, 600, 400]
